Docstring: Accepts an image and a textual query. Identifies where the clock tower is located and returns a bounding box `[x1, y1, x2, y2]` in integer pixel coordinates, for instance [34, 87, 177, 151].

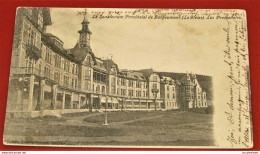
[78, 11, 92, 48]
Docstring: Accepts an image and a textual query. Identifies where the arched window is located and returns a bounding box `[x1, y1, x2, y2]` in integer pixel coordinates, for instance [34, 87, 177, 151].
[75, 78, 78, 89]
[44, 65, 51, 78]
[102, 86, 105, 94]
[54, 71, 60, 82]
[153, 75, 157, 82]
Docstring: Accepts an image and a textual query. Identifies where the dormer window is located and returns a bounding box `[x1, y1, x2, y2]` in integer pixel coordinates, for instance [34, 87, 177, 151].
[153, 76, 157, 82]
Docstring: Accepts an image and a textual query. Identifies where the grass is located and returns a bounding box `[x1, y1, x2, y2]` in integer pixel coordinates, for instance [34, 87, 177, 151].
[126, 111, 212, 126]
[4, 123, 125, 137]
[4, 110, 215, 146]
[83, 110, 180, 123]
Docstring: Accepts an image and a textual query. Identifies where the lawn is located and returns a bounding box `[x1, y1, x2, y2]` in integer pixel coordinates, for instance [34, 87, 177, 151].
[83, 110, 177, 123]
[4, 110, 215, 146]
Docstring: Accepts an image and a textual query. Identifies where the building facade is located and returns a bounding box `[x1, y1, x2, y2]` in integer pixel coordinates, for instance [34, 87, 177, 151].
[6, 8, 208, 117]
[179, 73, 208, 110]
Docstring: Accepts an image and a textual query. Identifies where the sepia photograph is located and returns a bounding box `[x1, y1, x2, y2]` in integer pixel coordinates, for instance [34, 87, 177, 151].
[3, 8, 252, 148]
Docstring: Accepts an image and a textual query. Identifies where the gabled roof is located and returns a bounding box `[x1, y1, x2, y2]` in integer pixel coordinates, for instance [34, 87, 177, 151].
[137, 68, 155, 80]
[102, 59, 120, 74]
[93, 57, 107, 72]
[180, 73, 198, 85]
[69, 43, 95, 62]
[120, 70, 146, 81]
[41, 33, 76, 62]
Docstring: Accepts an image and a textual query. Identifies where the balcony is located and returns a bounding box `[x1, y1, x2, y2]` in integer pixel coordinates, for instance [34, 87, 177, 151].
[26, 44, 42, 61]
[10, 67, 78, 91]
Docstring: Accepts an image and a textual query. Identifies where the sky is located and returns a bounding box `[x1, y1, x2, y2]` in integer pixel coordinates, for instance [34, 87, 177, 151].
[47, 8, 227, 76]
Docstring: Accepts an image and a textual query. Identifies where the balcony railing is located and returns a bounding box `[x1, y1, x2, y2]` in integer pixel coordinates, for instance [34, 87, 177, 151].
[11, 67, 78, 90]
[11, 67, 153, 98]
[25, 44, 42, 61]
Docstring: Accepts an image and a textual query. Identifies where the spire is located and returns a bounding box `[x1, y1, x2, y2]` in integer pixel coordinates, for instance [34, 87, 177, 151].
[78, 8, 92, 48]
[82, 8, 89, 24]
[79, 8, 91, 34]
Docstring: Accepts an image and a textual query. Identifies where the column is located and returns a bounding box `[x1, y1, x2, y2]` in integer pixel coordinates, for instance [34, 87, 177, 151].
[62, 91, 65, 110]
[98, 95, 101, 109]
[146, 100, 148, 109]
[124, 99, 126, 109]
[89, 94, 93, 112]
[78, 94, 81, 109]
[71, 92, 74, 109]
[50, 84, 57, 110]
[35, 79, 45, 111]
[123, 99, 126, 109]
[28, 75, 35, 111]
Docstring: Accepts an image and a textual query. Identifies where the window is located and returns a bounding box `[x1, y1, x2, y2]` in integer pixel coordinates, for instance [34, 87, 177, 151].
[64, 75, 69, 85]
[167, 93, 170, 99]
[143, 91, 146, 97]
[136, 82, 141, 88]
[121, 79, 126, 86]
[74, 78, 78, 89]
[204, 94, 206, 99]
[86, 68, 91, 78]
[96, 85, 100, 93]
[54, 54, 61, 68]
[136, 91, 141, 97]
[173, 87, 175, 91]
[63, 60, 70, 72]
[84, 80, 91, 90]
[71, 78, 74, 87]
[45, 49, 51, 63]
[22, 21, 41, 50]
[173, 94, 175, 99]
[121, 89, 126, 96]
[152, 83, 157, 89]
[129, 80, 133, 87]
[75, 65, 78, 74]
[128, 90, 133, 97]
[87, 56, 91, 64]
[102, 86, 105, 94]
[153, 76, 157, 82]
[111, 85, 116, 95]
[72, 64, 75, 74]
[167, 86, 169, 91]
[54, 71, 60, 82]
[44, 66, 51, 78]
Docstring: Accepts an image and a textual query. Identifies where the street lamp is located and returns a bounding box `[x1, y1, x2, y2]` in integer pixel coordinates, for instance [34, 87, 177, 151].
[151, 88, 159, 111]
[102, 95, 109, 126]
[102, 55, 112, 126]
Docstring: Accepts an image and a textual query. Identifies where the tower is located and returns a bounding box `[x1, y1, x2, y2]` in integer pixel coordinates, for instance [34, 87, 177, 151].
[78, 9, 92, 48]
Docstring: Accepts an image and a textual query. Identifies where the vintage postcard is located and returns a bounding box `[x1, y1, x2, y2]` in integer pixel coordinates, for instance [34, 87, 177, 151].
[3, 7, 252, 148]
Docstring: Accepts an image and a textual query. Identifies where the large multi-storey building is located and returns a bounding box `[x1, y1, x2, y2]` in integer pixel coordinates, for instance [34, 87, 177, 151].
[179, 73, 208, 110]
[6, 8, 208, 117]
